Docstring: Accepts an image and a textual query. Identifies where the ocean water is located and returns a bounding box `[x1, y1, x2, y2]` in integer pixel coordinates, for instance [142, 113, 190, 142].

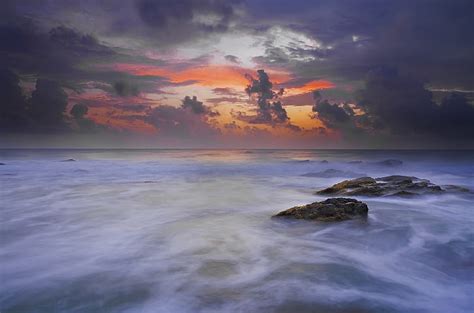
[1, 149, 473, 313]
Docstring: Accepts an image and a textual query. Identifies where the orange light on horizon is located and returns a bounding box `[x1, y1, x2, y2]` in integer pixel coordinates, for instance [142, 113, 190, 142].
[87, 107, 157, 134]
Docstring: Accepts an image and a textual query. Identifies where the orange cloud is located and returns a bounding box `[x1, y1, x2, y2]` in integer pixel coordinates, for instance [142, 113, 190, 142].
[285, 80, 334, 95]
[111, 63, 291, 88]
[87, 106, 156, 134]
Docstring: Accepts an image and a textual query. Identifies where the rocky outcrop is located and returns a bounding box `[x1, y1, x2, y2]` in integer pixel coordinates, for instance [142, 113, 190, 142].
[316, 175, 468, 197]
[301, 169, 366, 178]
[273, 198, 368, 222]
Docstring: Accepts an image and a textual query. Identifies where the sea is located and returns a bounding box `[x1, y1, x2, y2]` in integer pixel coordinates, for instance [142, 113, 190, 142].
[1, 149, 473, 313]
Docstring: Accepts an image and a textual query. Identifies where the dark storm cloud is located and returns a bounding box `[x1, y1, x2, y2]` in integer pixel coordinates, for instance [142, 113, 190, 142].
[312, 91, 352, 128]
[70, 103, 89, 120]
[0, 68, 29, 131]
[69, 102, 103, 131]
[30, 79, 68, 128]
[123, 0, 244, 47]
[0, 68, 102, 134]
[0, 18, 173, 97]
[181, 96, 219, 116]
[113, 81, 140, 97]
[136, 0, 239, 30]
[7, 0, 474, 91]
[0, 68, 69, 132]
[311, 90, 366, 140]
[49, 26, 114, 56]
[312, 68, 474, 144]
[250, 0, 474, 90]
[240, 70, 301, 131]
[0, 21, 115, 79]
[244, 69, 287, 123]
[356, 67, 474, 140]
[2, 0, 473, 147]
[181, 95, 206, 114]
[5, 0, 244, 49]
[0, 20, 159, 100]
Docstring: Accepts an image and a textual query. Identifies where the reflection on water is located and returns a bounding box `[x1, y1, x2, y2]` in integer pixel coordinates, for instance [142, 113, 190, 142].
[1, 149, 473, 313]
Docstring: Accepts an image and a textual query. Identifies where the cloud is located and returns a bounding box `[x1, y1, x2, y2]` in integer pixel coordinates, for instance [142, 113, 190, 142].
[113, 81, 139, 97]
[49, 26, 114, 56]
[224, 54, 240, 64]
[357, 67, 474, 140]
[312, 92, 352, 128]
[133, 0, 243, 47]
[0, 68, 103, 134]
[250, 0, 474, 91]
[144, 105, 220, 141]
[212, 87, 240, 96]
[181, 95, 219, 116]
[70, 103, 102, 132]
[29, 79, 68, 129]
[244, 69, 287, 123]
[312, 67, 474, 145]
[70, 103, 88, 119]
[207, 96, 241, 104]
[0, 68, 29, 131]
[0, 21, 115, 80]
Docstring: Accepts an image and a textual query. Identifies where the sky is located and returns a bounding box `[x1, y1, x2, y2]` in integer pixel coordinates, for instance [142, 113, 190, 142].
[1, 0, 474, 148]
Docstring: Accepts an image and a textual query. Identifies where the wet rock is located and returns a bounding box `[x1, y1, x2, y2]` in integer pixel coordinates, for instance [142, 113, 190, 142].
[372, 159, 403, 167]
[273, 198, 368, 222]
[316, 175, 467, 197]
[60, 158, 76, 162]
[301, 169, 366, 178]
[441, 185, 471, 193]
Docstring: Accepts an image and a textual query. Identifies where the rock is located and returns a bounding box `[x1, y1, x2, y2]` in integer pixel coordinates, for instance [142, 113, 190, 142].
[316, 175, 458, 197]
[301, 169, 366, 178]
[273, 198, 369, 222]
[441, 185, 471, 193]
[60, 158, 76, 162]
[0, 162, 5, 165]
[347, 160, 363, 164]
[372, 159, 403, 167]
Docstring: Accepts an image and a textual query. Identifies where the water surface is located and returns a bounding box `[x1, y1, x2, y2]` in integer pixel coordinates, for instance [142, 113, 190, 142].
[1, 149, 473, 313]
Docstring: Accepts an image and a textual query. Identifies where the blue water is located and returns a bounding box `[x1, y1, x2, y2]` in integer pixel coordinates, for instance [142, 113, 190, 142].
[1, 149, 473, 313]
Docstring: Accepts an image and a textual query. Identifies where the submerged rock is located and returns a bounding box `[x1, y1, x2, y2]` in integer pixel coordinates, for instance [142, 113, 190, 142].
[273, 198, 368, 222]
[60, 158, 76, 162]
[372, 159, 403, 167]
[315, 175, 467, 197]
[301, 169, 366, 178]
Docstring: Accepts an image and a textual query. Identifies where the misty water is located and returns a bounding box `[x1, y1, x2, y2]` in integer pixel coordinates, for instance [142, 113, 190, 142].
[1, 149, 473, 313]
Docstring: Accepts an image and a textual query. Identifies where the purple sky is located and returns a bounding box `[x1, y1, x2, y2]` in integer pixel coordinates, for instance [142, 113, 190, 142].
[1, 0, 473, 148]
